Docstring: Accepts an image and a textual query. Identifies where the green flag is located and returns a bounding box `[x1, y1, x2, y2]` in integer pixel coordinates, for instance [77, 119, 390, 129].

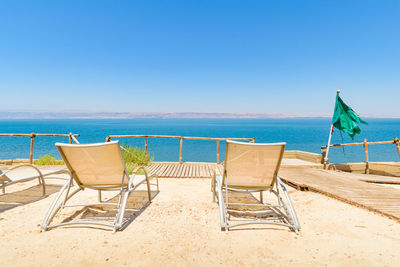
[332, 92, 367, 139]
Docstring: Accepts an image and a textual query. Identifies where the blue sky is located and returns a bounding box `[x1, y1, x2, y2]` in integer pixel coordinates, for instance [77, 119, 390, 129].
[1, 0, 399, 117]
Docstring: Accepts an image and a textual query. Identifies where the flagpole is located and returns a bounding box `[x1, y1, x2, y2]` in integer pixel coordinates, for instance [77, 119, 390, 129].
[323, 90, 340, 168]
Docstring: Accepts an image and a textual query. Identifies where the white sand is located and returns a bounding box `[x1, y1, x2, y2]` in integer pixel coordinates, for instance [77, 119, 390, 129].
[0, 166, 399, 266]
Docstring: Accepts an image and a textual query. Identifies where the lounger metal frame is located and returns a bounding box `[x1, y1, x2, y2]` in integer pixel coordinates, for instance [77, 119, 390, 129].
[0, 164, 70, 196]
[41, 141, 159, 232]
[212, 141, 300, 232]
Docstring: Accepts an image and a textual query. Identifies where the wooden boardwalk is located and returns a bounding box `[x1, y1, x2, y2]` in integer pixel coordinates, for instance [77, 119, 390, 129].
[147, 162, 223, 178]
[147, 162, 400, 222]
[279, 166, 400, 222]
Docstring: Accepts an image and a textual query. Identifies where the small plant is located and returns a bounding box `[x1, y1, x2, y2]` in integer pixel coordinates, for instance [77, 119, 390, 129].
[34, 154, 64, 165]
[121, 145, 153, 174]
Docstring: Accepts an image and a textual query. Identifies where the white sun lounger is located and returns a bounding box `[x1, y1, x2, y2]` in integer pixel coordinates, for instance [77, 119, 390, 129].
[41, 141, 159, 232]
[212, 140, 300, 232]
[0, 164, 69, 196]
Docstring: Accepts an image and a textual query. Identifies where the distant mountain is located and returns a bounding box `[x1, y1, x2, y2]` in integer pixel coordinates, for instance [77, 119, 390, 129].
[0, 111, 328, 119]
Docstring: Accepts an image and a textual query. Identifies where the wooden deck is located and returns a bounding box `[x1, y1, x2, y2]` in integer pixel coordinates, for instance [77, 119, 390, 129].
[148, 162, 223, 178]
[147, 162, 400, 222]
[279, 166, 400, 222]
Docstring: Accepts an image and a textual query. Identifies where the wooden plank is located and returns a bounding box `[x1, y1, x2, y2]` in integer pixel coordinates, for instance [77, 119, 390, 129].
[185, 164, 191, 177]
[169, 164, 178, 177]
[176, 164, 184, 177]
[199, 165, 206, 177]
[149, 162, 224, 178]
[181, 164, 188, 177]
[161, 164, 173, 177]
[152, 164, 164, 174]
[165, 164, 177, 177]
[171, 164, 181, 177]
[151, 164, 165, 176]
[280, 166, 400, 222]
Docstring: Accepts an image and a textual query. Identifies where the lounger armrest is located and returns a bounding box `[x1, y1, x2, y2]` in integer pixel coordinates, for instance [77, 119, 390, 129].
[131, 166, 150, 178]
[212, 167, 223, 193]
[130, 166, 155, 202]
[0, 164, 44, 182]
[129, 166, 153, 188]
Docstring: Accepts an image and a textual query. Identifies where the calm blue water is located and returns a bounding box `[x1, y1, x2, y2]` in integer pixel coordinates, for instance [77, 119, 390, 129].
[0, 119, 399, 164]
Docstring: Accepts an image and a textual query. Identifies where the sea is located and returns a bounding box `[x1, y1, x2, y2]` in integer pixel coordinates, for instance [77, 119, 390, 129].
[0, 118, 399, 164]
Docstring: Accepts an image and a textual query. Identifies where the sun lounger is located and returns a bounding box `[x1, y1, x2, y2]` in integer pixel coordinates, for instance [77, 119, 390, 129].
[212, 140, 300, 231]
[41, 141, 159, 232]
[1, 164, 69, 196]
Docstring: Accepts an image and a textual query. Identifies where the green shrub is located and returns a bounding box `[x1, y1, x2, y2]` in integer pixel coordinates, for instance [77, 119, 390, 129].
[34, 154, 64, 165]
[121, 145, 153, 174]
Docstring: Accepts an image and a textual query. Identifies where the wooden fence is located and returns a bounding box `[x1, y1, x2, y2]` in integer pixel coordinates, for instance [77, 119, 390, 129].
[324, 137, 400, 173]
[0, 133, 80, 164]
[106, 135, 255, 164]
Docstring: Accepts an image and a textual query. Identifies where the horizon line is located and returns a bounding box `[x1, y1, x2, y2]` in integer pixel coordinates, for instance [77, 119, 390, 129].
[0, 111, 399, 119]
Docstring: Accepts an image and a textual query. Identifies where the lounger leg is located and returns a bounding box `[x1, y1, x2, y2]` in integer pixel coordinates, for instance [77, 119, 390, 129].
[212, 173, 217, 202]
[114, 188, 132, 231]
[41, 179, 79, 231]
[215, 176, 228, 230]
[40, 174, 46, 196]
[270, 177, 300, 232]
[144, 175, 152, 202]
[98, 190, 102, 202]
[156, 177, 159, 192]
[277, 177, 300, 231]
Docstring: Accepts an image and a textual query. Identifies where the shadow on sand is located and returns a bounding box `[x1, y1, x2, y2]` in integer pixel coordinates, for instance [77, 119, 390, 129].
[223, 190, 288, 230]
[58, 190, 159, 231]
[0, 184, 62, 213]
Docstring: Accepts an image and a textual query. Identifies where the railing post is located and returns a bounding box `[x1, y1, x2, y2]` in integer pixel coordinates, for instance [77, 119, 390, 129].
[30, 133, 36, 164]
[364, 139, 369, 174]
[105, 136, 110, 142]
[145, 137, 148, 156]
[216, 140, 220, 164]
[394, 137, 400, 160]
[250, 138, 255, 143]
[68, 132, 72, 144]
[179, 137, 183, 164]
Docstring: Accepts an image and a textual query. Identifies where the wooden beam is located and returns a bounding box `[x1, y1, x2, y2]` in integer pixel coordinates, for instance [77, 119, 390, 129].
[106, 134, 254, 141]
[394, 137, 400, 160]
[216, 140, 220, 164]
[364, 139, 369, 174]
[330, 140, 395, 147]
[29, 133, 36, 164]
[0, 133, 79, 137]
[179, 138, 183, 164]
[145, 137, 148, 156]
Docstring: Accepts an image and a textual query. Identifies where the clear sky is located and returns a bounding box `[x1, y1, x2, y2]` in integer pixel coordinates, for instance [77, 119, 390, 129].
[1, 0, 399, 117]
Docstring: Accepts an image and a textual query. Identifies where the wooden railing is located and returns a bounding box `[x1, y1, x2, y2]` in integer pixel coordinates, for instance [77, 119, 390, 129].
[0, 133, 80, 164]
[106, 135, 255, 164]
[323, 137, 400, 173]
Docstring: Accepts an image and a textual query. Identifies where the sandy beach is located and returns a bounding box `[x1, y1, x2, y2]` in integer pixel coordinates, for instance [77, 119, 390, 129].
[0, 165, 399, 266]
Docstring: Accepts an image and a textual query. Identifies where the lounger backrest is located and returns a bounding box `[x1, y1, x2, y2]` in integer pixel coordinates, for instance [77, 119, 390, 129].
[56, 141, 128, 187]
[223, 141, 286, 188]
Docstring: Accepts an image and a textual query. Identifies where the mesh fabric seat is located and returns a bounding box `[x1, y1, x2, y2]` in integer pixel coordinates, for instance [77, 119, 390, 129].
[212, 140, 300, 232]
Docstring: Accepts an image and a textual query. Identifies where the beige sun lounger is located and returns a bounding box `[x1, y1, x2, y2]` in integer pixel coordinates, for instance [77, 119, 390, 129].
[212, 140, 300, 232]
[1, 164, 69, 196]
[41, 141, 159, 232]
